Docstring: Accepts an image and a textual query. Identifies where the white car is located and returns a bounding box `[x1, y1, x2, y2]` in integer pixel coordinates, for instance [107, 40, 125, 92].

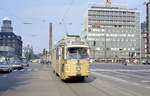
[12, 62, 23, 69]
[0, 62, 12, 72]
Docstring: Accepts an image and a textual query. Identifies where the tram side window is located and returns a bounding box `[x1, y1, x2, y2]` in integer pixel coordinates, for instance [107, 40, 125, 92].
[62, 47, 64, 59]
[56, 48, 59, 60]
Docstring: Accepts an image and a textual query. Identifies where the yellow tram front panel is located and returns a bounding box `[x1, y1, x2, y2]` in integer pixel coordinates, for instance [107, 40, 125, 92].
[63, 59, 90, 79]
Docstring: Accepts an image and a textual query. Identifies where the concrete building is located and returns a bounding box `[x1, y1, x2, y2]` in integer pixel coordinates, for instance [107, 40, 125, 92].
[82, 1, 141, 61]
[24, 44, 33, 54]
[146, 1, 150, 57]
[0, 17, 22, 59]
[141, 22, 148, 58]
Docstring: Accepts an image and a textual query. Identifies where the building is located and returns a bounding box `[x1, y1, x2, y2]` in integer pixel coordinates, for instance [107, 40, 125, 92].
[24, 44, 33, 54]
[141, 22, 148, 58]
[146, 2, 150, 57]
[0, 17, 22, 59]
[82, 0, 141, 60]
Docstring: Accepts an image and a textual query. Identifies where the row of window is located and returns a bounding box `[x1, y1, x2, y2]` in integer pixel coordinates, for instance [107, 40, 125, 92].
[88, 33, 135, 37]
[88, 10, 138, 16]
[88, 24, 136, 29]
[88, 20, 136, 24]
[0, 43, 16, 47]
[87, 38, 137, 42]
[94, 47, 136, 51]
[88, 17, 136, 22]
[0, 35, 15, 38]
[88, 15, 136, 20]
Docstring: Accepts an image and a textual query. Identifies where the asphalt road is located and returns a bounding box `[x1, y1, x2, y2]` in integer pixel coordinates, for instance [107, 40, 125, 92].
[0, 63, 150, 96]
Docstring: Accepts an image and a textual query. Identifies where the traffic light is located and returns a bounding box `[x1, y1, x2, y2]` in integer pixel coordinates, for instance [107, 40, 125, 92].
[94, 41, 96, 46]
[43, 48, 46, 55]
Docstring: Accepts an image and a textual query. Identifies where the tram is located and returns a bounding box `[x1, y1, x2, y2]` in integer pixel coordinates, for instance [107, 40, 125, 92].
[51, 35, 90, 80]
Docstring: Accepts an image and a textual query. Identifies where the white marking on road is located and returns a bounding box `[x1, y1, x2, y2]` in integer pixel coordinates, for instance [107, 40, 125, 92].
[92, 71, 150, 89]
[141, 80, 150, 83]
[145, 87, 150, 89]
[132, 83, 140, 86]
[2, 75, 7, 78]
[91, 69, 150, 72]
[92, 71, 128, 83]
[27, 68, 32, 72]
[34, 68, 39, 72]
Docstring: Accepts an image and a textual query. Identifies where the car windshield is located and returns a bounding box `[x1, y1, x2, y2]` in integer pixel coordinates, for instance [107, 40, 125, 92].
[67, 47, 88, 59]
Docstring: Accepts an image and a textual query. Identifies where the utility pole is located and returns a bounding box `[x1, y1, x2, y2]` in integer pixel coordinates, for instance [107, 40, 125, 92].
[104, 33, 107, 62]
[49, 23, 53, 63]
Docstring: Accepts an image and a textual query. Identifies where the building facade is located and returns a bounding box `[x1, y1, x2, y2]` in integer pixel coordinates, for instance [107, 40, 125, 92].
[141, 22, 148, 58]
[146, 2, 150, 57]
[0, 17, 22, 59]
[82, 5, 141, 60]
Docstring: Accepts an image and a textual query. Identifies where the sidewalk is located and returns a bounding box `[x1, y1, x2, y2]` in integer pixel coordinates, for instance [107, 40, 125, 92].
[2, 66, 60, 96]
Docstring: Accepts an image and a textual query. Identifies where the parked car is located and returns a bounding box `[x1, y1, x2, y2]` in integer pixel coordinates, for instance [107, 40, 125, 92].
[22, 61, 29, 67]
[12, 61, 23, 69]
[0, 62, 12, 72]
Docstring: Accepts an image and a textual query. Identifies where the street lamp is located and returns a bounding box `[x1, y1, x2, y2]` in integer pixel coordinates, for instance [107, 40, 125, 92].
[101, 29, 107, 62]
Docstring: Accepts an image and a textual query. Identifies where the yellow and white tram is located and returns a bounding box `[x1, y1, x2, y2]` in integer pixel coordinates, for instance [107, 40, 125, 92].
[52, 35, 90, 80]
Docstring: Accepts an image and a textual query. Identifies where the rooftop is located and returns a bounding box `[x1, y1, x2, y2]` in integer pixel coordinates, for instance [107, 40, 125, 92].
[3, 17, 11, 21]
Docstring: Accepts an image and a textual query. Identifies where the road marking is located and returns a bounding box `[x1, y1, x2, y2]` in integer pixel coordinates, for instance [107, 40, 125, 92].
[34, 68, 39, 72]
[91, 69, 150, 72]
[141, 80, 150, 83]
[92, 71, 150, 89]
[1, 75, 8, 78]
[92, 71, 129, 83]
[145, 87, 150, 89]
[27, 68, 32, 72]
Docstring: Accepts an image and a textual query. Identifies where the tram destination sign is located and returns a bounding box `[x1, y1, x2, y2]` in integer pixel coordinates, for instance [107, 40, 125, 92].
[72, 41, 85, 45]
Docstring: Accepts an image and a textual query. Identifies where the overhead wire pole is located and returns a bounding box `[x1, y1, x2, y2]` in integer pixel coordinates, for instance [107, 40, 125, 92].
[49, 23, 53, 64]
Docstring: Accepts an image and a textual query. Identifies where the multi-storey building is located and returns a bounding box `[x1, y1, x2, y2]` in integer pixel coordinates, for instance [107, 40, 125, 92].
[146, 1, 150, 58]
[141, 22, 148, 58]
[82, 2, 141, 60]
[0, 17, 22, 59]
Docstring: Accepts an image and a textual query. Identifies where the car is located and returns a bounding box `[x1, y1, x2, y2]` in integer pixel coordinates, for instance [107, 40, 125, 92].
[12, 61, 23, 69]
[0, 62, 12, 73]
[22, 62, 29, 67]
[22, 60, 29, 67]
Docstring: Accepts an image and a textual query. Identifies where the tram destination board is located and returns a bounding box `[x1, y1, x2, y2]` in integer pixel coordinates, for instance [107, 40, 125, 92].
[72, 41, 85, 45]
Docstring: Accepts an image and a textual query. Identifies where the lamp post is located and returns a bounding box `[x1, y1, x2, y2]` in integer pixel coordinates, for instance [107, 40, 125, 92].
[102, 29, 106, 62]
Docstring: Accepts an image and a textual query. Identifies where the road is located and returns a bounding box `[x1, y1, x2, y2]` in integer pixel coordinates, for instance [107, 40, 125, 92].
[0, 63, 150, 96]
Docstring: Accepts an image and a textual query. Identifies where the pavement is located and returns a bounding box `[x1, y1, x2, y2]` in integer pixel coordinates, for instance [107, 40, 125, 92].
[0, 63, 150, 96]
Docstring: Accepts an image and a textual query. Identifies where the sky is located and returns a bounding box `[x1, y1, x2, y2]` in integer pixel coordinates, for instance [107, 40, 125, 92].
[0, 0, 149, 53]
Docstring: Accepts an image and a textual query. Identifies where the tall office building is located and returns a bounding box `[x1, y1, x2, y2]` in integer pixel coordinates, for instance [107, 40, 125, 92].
[146, 1, 150, 57]
[141, 22, 148, 58]
[82, 1, 141, 60]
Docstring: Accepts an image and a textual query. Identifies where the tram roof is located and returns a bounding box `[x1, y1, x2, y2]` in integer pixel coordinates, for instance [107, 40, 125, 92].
[54, 35, 87, 48]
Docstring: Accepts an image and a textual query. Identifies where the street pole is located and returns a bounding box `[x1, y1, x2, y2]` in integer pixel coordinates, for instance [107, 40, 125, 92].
[49, 23, 53, 64]
[104, 32, 106, 62]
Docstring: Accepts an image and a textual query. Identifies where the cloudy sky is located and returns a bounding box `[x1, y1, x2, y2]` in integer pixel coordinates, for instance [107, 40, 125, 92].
[0, 0, 148, 53]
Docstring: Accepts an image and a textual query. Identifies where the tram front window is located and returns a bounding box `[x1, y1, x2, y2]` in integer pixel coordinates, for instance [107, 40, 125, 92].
[67, 47, 88, 59]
